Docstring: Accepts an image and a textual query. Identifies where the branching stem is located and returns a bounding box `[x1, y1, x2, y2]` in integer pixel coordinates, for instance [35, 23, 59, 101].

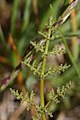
[40, 27, 52, 120]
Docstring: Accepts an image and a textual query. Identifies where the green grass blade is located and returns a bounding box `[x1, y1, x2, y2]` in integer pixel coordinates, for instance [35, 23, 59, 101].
[59, 28, 80, 79]
[10, 0, 19, 35]
[21, 0, 32, 33]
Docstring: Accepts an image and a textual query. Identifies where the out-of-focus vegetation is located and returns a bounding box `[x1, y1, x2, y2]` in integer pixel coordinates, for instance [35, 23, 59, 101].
[0, 0, 80, 120]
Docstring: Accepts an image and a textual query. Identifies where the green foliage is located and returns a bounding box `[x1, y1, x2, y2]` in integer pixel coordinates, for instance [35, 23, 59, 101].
[10, 15, 72, 120]
[49, 81, 74, 101]
[10, 0, 20, 35]
[22, 60, 41, 76]
[0, 0, 80, 120]
[10, 88, 35, 111]
[44, 63, 71, 78]
[10, 81, 74, 120]
[21, 0, 32, 33]
[30, 40, 45, 53]
[48, 47, 64, 55]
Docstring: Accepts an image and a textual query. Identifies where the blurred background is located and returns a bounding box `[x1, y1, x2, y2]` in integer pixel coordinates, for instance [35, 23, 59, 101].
[0, 0, 80, 120]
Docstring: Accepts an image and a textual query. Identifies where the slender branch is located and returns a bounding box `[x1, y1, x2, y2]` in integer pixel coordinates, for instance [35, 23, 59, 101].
[40, 40, 50, 120]
[63, 31, 80, 37]
[40, 26, 52, 120]
[59, 28, 80, 79]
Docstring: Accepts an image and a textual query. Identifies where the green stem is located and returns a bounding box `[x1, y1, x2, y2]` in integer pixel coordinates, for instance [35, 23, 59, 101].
[45, 100, 51, 109]
[54, 31, 80, 39]
[40, 38, 50, 120]
[59, 28, 80, 79]
[63, 31, 80, 37]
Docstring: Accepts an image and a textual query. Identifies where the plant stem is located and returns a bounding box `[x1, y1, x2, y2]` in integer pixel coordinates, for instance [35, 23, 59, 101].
[40, 35, 50, 120]
[59, 28, 80, 79]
